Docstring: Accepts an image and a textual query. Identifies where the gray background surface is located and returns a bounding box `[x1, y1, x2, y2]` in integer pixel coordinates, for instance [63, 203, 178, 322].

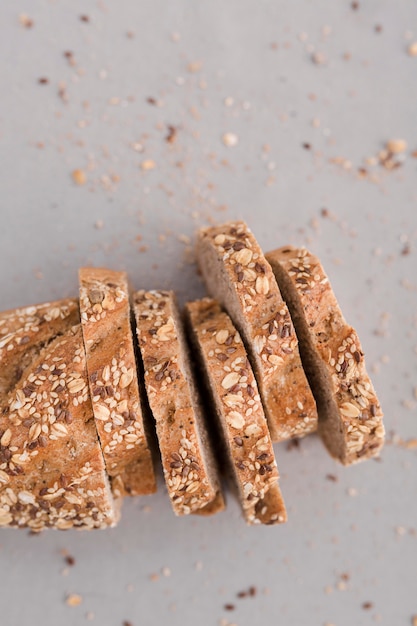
[0, 1, 416, 625]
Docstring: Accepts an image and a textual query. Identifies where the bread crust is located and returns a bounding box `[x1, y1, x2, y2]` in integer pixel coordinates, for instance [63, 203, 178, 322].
[197, 222, 317, 442]
[185, 298, 286, 525]
[0, 299, 80, 398]
[79, 268, 156, 497]
[133, 290, 224, 516]
[266, 247, 385, 465]
[0, 313, 116, 530]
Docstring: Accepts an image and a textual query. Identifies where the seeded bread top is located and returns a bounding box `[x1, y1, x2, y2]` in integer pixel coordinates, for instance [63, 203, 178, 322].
[0, 299, 80, 399]
[79, 268, 156, 498]
[133, 290, 224, 516]
[197, 221, 317, 442]
[267, 247, 385, 465]
[0, 323, 116, 530]
[185, 298, 286, 525]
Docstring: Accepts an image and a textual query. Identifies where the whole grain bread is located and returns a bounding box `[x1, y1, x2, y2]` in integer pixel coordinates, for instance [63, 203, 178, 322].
[133, 290, 224, 516]
[266, 247, 385, 465]
[0, 299, 79, 398]
[185, 299, 287, 525]
[79, 268, 156, 498]
[0, 303, 117, 530]
[196, 221, 318, 442]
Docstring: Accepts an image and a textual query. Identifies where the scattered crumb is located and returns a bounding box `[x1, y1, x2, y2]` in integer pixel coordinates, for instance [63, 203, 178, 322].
[161, 567, 171, 577]
[80, 15, 90, 23]
[412, 616, 417, 626]
[149, 573, 159, 582]
[19, 13, 33, 28]
[347, 487, 358, 497]
[224, 604, 235, 611]
[236, 586, 257, 598]
[66, 594, 83, 607]
[407, 42, 417, 57]
[72, 169, 87, 185]
[187, 61, 202, 73]
[311, 51, 327, 65]
[222, 133, 239, 147]
[351, 1, 359, 9]
[38, 77, 49, 85]
[386, 139, 407, 154]
[126, 584, 134, 592]
[326, 474, 338, 482]
[362, 602, 374, 610]
[95, 219, 104, 230]
[123, 621, 133, 626]
[141, 159, 156, 171]
[195, 561, 203, 571]
[395, 526, 407, 536]
[86, 611, 95, 621]
[65, 555, 75, 566]
[166, 125, 178, 144]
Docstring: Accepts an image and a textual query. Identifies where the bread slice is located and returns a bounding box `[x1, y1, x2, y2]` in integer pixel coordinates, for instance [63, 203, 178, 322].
[0, 298, 80, 398]
[79, 268, 156, 498]
[196, 221, 318, 442]
[133, 290, 224, 516]
[184, 298, 287, 525]
[0, 304, 117, 530]
[266, 247, 385, 465]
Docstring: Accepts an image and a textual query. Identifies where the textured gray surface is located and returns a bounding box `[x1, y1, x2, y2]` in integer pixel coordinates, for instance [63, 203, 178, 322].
[0, 1, 417, 625]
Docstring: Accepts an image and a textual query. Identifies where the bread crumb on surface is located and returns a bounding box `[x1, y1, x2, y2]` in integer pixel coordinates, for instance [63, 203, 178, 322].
[386, 139, 407, 154]
[66, 594, 83, 607]
[72, 169, 87, 185]
[311, 51, 327, 65]
[222, 133, 239, 147]
[140, 159, 156, 171]
[19, 13, 33, 28]
[407, 42, 417, 56]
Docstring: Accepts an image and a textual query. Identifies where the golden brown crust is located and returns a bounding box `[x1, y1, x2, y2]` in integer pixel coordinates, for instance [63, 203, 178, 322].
[266, 247, 385, 464]
[185, 299, 286, 525]
[0, 322, 116, 530]
[197, 222, 318, 442]
[0, 299, 80, 398]
[133, 290, 224, 516]
[79, 268, 156, 497]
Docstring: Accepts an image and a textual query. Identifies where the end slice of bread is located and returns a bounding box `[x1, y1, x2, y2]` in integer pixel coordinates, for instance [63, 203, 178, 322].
[185, 298, 287, 525]
[0, 321, 117, 530]
[133, 290, 224, 516]
[266, 247, 384, 465]
[79, 268, 157, 497]
[196, 221, 317, 442]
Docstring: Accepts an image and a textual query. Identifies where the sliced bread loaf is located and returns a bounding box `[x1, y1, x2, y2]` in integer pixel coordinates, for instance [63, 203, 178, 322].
[0, 305, 116, 530]
[185, 298, 287, 525]
[266, 247, 384, 464]
[133, 290, 224, 516]
[196, 221, 318, 442]
[79, 268, 156, 498]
